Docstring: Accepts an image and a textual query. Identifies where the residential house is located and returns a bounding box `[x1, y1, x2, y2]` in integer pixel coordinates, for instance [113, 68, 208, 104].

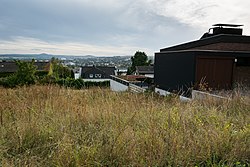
[155, 24, 250, 96]
[135, 66, 154, 78]
[81, 66, 116, 81]
[117, 68, 127, 76]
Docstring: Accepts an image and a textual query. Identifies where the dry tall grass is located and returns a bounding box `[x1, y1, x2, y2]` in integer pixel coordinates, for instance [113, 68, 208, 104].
[0, 85, 249, 166]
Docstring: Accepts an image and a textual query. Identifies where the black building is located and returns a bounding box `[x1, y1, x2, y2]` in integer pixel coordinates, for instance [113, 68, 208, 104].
[81, 66, 116, 79]
[155, 24, 250, 95]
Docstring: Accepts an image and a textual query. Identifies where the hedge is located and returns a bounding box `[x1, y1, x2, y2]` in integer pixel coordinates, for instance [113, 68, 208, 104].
[52, 78, 110, 89]
[0, 72, 13, 78]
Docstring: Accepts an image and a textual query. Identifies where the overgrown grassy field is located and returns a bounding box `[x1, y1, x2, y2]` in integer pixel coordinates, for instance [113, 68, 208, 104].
[0, 86, 249, 166]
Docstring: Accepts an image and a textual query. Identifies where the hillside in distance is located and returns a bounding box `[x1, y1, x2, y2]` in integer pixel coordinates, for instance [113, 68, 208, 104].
[0, 53, 109, 60]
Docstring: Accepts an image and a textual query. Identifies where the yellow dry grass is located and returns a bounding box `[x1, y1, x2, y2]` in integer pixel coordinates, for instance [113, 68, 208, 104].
[0, 85, 249, 166]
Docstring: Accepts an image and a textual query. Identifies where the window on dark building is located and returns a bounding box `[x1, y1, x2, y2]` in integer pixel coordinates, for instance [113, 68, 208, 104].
[95, 74, 101, 78]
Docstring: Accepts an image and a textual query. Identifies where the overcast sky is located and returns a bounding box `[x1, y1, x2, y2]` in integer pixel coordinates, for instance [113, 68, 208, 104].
[0, 0, 250, 56]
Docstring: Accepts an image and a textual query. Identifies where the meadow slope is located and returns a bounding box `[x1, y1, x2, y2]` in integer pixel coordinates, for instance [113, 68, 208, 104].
[0, 86, 249, 166]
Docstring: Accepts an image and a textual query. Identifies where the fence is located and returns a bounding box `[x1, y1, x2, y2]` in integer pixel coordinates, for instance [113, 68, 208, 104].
[129, 83, 146, 93]
[110, 75, 146, 93]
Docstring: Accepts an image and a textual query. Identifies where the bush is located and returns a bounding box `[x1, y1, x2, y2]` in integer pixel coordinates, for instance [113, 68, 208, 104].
[0, 72, 13, 78]
[35, 71, 49, 79]
[53, 78, 110, 89]
[0, 75, 18, 88]
[49, 57, 73, 79]
[37, 76, 110, 89]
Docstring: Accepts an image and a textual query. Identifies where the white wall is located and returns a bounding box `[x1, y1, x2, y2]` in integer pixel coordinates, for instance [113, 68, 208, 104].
[74, 73, 80, 79]
[145, 74, 154, 78]
[155, 87, 171, 96]
[155, 87, 191, 102]
[82, 79, 110, 82]
[192, 90, 229, 101]
[110, 79, 128, 92]
[74, 67, 82, 79]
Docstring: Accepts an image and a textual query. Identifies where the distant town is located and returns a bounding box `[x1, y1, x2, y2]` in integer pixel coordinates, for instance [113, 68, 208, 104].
[0, 53, 154, 71]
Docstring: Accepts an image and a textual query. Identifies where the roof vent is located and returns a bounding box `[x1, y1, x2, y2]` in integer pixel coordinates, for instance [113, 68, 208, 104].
[200, 24, 243, 39]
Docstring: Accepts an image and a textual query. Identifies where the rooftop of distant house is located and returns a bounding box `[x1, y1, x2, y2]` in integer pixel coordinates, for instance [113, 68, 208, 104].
[117, 75, 148, 82]
[0, 60, 50, 73]
[135, 66, 154, 74]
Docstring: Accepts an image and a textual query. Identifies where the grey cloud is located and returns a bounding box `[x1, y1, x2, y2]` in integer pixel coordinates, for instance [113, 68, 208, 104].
[0, 0, 135, 42]
[0, 0, 204, 55]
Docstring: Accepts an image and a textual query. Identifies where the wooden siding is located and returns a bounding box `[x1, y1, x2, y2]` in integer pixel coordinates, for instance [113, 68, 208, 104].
[234, 66, 250, 87]
[196, 57, 234, 89]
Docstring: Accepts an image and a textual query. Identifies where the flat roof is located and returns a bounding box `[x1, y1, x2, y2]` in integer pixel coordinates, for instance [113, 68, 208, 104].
[156, 49, 250, 58]
[160, 34, 250, 52]
[212, 24, 243, 27]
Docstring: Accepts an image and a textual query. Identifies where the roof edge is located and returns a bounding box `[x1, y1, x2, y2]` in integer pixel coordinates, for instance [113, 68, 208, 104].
[160, 34, 250, 52]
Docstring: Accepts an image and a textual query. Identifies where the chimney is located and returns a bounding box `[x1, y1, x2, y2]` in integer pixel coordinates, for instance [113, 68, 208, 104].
[200, 24, 243, 39]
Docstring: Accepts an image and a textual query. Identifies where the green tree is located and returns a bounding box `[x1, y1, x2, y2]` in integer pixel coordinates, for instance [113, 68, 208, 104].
[127, 51, 152, 74]
[49, 57, 72, 79]
[15, 60, 37, 86]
